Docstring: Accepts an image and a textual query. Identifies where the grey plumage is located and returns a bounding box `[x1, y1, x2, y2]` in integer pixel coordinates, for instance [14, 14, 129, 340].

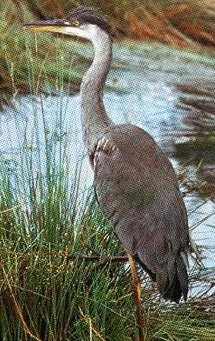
[24, 6, 190, 303]
[78, 7, 189, 302]
[93, 125, 189, 302]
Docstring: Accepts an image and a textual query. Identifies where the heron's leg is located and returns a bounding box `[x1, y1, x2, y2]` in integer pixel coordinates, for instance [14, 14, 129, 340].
[128, 255, 144, 341]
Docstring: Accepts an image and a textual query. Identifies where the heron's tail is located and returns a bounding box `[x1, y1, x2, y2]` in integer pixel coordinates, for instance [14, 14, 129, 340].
[136, 251, 188, 303]
[163, 252, 188, 303]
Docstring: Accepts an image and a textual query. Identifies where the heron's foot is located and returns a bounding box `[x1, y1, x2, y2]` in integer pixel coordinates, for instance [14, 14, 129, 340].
[128, 255, 144, 341]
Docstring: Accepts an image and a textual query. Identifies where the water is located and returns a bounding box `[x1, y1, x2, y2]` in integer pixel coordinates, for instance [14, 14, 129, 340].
[0, 42, 214, 298]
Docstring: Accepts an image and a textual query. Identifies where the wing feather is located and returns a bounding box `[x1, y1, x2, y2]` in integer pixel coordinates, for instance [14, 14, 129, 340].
[93, 124, 189, 302]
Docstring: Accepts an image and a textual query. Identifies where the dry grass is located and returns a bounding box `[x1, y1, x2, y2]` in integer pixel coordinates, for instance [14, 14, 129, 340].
[16, 0, 215, 48]
[6, 0, 215, 46]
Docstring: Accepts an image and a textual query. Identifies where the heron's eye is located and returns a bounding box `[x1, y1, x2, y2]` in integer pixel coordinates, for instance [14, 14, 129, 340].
[73, 20, 80, 27]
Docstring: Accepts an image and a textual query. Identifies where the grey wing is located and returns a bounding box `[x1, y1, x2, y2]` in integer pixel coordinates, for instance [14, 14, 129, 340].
[93, 126, 189, 302]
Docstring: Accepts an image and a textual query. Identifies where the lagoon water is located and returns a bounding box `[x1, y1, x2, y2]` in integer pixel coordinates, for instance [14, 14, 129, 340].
[1, 42, 215, 298]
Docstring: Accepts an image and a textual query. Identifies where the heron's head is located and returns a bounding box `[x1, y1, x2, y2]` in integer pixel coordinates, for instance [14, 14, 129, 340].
[23, 6, 111, 41]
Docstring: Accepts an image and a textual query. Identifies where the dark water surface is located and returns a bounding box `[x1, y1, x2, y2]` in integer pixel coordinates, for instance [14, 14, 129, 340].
[0, 42, 214, 299]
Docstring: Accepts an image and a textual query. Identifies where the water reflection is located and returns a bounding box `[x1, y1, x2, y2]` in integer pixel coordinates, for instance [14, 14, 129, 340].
[172, 80, 215, 198]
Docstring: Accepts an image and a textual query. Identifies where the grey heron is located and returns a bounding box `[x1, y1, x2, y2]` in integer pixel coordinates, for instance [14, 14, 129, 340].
[24, 6, 190, 340]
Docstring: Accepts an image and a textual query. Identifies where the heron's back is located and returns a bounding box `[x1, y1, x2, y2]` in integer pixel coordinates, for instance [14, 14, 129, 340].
[93, 124, 189, 302]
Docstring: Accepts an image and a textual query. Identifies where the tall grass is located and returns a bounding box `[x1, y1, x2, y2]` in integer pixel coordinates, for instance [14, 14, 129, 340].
[0, 43, 135, 340]
[0, 34, 215, 341]
[0, 0, 90, 106]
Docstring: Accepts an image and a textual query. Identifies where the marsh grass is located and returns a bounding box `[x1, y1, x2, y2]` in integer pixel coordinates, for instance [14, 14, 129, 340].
[0, 37, 215, 341]
[0, 42, 136, 340]
[0, 0, 90, 105]
[1, 130, 215, 341]
[0, 162, 215, 341]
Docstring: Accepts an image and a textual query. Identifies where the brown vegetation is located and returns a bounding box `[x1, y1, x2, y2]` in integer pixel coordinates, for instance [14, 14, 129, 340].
[12, 0, 215, 48]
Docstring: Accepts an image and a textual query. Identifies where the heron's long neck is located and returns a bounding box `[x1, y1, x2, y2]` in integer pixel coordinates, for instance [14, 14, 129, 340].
[80, 29, 113, 153]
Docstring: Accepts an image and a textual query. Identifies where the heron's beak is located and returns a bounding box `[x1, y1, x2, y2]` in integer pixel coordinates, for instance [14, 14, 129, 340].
[23, 19, 69, 34]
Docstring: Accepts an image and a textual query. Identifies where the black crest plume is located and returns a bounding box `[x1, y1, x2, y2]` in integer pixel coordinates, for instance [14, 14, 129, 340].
[66, 6, 110, 34]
